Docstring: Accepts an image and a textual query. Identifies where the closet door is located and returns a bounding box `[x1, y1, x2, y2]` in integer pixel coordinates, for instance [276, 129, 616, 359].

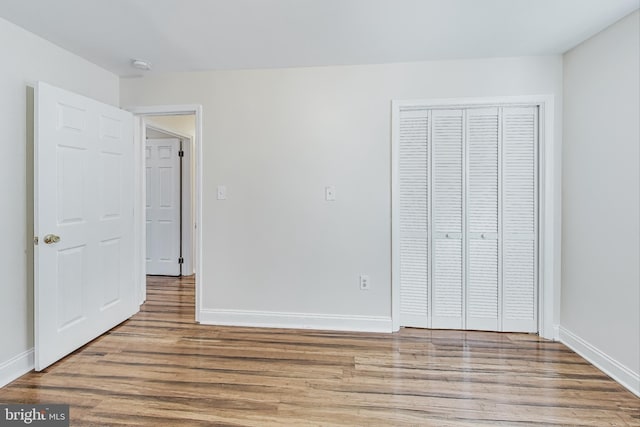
[431, 109, 464, 329]
[502, 107, 538, 332]
[398, 109, 430, 327]
[396, 103, 539, 334]
[466, 108, 500, 331]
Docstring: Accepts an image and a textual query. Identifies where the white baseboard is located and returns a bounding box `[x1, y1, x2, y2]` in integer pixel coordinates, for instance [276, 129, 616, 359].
[199, 309, 393, 333]
[0, 349, 34, 388]
[559, 326, 639, 397]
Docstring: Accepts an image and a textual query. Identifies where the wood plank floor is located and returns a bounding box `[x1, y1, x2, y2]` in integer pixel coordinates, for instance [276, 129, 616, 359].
[1, 276, 638, 426]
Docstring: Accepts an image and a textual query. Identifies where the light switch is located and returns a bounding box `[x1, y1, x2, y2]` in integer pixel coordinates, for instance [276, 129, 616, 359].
[360, 275, 370, 290]
[217, 185, 227, 200]
[325, 186, 336, 201]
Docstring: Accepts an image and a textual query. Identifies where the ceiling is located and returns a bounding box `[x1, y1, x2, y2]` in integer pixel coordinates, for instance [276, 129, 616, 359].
[0, 0, 638, 76]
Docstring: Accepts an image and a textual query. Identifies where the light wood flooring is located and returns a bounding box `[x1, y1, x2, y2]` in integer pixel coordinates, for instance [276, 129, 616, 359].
[1, 276, 638, 426]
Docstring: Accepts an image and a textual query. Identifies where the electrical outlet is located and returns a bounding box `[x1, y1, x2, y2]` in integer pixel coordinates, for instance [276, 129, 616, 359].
[325, 186, 336, 201]
[359, 274, 370, 290]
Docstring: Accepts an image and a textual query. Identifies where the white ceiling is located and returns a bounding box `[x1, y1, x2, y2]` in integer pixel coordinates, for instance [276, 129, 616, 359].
[1, 0, 638, 76]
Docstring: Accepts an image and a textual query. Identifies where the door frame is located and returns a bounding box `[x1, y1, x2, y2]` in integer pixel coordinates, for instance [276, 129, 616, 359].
[145, 124, 194, 277]
[127, 105, 203, 321]
[391, 95, 558, 340]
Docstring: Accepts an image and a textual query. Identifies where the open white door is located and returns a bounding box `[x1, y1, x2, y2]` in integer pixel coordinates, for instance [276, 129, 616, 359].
[145, 138, 182, 276]
[34, 82, 138, 371]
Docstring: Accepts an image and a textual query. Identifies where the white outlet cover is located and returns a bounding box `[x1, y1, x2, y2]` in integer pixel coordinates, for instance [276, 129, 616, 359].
[217, 185, 227, 200]
[325, 186, 336, 201]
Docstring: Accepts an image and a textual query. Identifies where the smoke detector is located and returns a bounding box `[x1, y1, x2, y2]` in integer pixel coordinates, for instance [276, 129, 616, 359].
[131, 59, 152, 71]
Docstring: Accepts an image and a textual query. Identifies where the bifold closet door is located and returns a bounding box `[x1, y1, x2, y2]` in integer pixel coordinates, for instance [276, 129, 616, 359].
[431, 109, 464, 329]
[397, 104, 538, 333]
[502, 106, 538, 333]
[398, 109, 430, 328]
[466, 108, 500, 331]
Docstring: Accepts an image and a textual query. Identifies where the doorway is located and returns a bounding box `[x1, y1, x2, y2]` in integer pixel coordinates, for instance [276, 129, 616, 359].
[129, 105, 203, 321]
[145, 122, 193, 277]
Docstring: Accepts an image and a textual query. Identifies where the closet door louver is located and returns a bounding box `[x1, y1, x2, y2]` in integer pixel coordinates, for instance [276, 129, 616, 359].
[502, 107, 538, 332]
[466, 108, 500, 331]
[431, 109, 464, 329]
[398, 109, 430, 327]
[396, 103, 538, 334]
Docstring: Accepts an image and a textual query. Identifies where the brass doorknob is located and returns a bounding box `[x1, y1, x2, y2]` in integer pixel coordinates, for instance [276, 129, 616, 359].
[43, 234, 60, 244]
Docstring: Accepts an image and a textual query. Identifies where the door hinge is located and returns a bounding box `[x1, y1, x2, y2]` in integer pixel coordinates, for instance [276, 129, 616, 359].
[178, 257, 184, 264]
[178, 149, 184, 158]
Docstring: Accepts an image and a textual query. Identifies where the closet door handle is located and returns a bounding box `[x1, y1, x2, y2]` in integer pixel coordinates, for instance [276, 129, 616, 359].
[481, 233, 485, 239]
[445, 233, 450, 238]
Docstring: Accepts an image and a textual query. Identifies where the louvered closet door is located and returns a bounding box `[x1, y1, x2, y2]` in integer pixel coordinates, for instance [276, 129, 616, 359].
[398, 109, 430, 327]
[396, 103, 538, 333]
[466, 108, 500, 331]
[431, 109, 464, 329]
[502, 107, 538, 332]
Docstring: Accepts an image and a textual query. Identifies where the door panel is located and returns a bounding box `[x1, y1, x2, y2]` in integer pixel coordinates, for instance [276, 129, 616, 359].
[432, 112, 463, 233]
[431, 109, 463, 329]
[467, 239, 499, 330]
[57, 246, 86, 329]
[100, 152, 122, 218]
[467, 108, 499, 234]
[145, 138, 181, 276]
[398, 109, 430, 327]
[432, 239, 463, 328]
[99, 237, 121, 308]
[400, 238, 429, 327]
[502, 107, 538, 332]
[35, 82, 137, 371]
[466, 108, 500, 330]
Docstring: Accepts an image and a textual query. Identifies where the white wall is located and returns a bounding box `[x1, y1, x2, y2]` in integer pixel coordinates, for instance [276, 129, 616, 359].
[121, 55, 563, 331]
[0, 17, 119, 386]
[561, 10, 640, 396]
[146, 115, 195, 138]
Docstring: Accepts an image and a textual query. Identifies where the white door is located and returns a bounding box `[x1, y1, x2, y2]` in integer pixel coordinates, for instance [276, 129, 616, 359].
[501, 106, 538, 332]
[145, 138, 181, 276]
[398, 109, 430, 328]
[431, 109, 464, 329]
[466, 108, 500, 331]
[396, 103, 538, 333]
[35, 82, 138, 371]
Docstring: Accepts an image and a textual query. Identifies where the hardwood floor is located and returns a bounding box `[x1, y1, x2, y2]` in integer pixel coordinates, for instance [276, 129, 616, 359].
[1, 276, 638, 426]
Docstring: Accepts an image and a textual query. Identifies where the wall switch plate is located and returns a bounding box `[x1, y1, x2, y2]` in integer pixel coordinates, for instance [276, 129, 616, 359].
[360, 274, 370, 290]
[325, 186, 336, 201]
[217, 185, 227, 200]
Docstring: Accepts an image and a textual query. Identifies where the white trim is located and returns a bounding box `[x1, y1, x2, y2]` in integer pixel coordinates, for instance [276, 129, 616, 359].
[132, 116, 146, 304]
[559, 326, 640, 397]
[391, 105, 401, 331]
[0, 349, 34, 388]
[182, 136, 195, 276]
[537, 96, 557, 340]
[126, 104, 203, 322]
[391, 95, 557, 339]
[199, 309, 393, 333]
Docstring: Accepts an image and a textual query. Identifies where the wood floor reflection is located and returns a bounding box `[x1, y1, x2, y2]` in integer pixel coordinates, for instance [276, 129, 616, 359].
[1, 275, 638, 426]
